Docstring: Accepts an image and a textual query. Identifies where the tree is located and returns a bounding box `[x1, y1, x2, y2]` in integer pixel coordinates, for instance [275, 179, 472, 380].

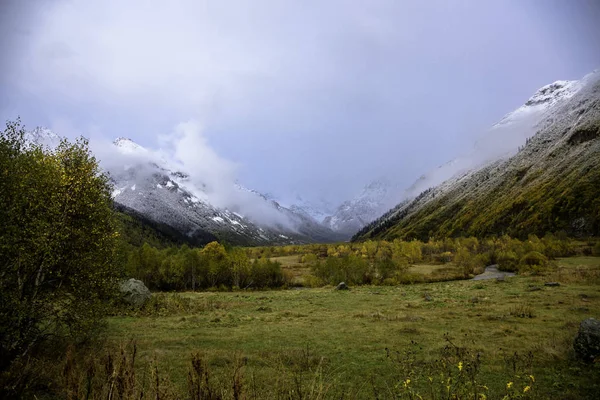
[0, 120, 118, 372]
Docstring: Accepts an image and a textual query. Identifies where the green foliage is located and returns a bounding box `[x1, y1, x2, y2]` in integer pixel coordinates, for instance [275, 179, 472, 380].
[520, 251, 548, 267]
[355, 128, 600, 242]
[122, 241, 289, 290]
[240, 235, 595, 286]
[519, 251, 549, 275]
[0, 119, 118, 372]
[497, 251, 520, 272]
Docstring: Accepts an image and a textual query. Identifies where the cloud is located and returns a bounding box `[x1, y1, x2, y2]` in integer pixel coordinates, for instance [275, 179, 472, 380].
[161, 120, 237, 197]
[159, 121, 295, 228]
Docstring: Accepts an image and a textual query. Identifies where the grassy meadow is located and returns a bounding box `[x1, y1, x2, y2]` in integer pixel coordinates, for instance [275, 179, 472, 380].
[82, 256, 600, 399]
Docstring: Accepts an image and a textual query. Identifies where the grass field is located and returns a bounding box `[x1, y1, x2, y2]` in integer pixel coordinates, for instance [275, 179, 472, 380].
[101, 256, 600, 398]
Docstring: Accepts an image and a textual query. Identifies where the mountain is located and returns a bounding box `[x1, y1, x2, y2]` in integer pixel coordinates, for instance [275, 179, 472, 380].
[109, 137, 347, 245]
[25, 127, 62, 149]
[25, 132, 343, 246]
[323, 79, 584, 238]
[323, 178, 402, 238]
[287, 195, 336, 223]
[354, 70, 600, 241]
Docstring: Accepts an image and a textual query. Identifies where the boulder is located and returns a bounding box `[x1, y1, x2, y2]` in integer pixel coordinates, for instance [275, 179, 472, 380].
[335, 282, 349, 290]
[119, 278, 151, 307]
[573, 318, 600, 362]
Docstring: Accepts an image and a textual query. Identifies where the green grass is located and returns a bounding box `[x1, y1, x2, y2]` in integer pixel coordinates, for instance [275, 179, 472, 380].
[270, 255, 311, 285]
[103, 257, 600, 398]
[556, 256, 600, 268]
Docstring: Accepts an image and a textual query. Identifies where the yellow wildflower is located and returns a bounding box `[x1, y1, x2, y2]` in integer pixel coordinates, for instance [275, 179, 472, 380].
[507, 382, 513, 389]
[458, 362, 463, 371]
[529, 375, 535, 383]
[404, 379, 411, 388]
[524, 386, 531, 393]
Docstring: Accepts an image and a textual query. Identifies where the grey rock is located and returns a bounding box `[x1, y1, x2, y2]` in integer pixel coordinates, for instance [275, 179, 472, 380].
[119, 278, 151, 307]
[335, 282, 349, 290]
[574, 318, 600, 362]
[544, 282, 561, 287]
[423, 294, 433, 302]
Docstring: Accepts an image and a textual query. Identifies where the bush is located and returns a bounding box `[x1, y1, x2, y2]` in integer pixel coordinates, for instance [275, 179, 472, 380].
[519, 251, 549, 275]
[520, 251, 548, 267]
[496, 251, 519, 272]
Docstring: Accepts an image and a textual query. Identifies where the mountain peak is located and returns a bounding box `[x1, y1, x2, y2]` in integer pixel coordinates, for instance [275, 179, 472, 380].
[25, 127, 61, 148]
[524, 80, 579, 107]
[113, 137, 146, 154]
[493, 77, 583, 129]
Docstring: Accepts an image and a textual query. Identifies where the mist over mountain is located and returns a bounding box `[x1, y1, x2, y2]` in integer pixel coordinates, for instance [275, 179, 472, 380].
[354, 69, 600, 241]
[322, 74, 591, 238]
[20, 69, 599, 245]
[25, 127, 345, 245]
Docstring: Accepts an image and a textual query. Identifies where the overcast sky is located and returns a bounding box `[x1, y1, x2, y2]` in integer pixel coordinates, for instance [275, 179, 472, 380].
[1, 0, 599, 206]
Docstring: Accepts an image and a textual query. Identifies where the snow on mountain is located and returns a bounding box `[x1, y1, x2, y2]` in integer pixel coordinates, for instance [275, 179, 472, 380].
[24, 127, 62, 149]
[23, 131, 342, 245]
[327, 72, 593, 238]
[354, 69, 600, 241]
[323, 178, 400, 238]
[287, 195, 336, 223]
[107, 138, 346, 245]
[113, 137, 147, 154]
[404, 73, 589, 199]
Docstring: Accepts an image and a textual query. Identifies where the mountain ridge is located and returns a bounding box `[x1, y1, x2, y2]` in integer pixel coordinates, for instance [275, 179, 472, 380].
[353, 70, 600, 241]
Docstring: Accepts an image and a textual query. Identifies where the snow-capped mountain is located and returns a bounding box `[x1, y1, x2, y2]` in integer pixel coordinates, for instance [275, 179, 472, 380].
[25, 133, 343, 245]
[287, 195, 336, 223]
[354, 69, 600, 241]
[326, 73, 593, 239]
[323, 178, 401, 238]
[24, 127, 62, 149]
[108, 137, 346, 245]
[404, 76, 588, 199]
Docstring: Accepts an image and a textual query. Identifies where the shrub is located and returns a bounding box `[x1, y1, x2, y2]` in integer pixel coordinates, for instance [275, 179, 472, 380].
[497, 251, 519, 272]
[520, 251, 548, 267]
[519, 251, 549, 275]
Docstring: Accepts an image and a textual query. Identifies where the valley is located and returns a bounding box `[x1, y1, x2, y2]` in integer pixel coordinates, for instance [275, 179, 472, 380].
[99, 256, 600, 398]
[2, 12, 600, 397]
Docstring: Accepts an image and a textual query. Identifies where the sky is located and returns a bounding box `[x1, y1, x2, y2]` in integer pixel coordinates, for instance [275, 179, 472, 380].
[1, 0, 600, 208]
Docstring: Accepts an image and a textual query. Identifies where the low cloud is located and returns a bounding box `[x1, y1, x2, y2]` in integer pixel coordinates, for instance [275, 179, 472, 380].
[158, 121, 295, 228]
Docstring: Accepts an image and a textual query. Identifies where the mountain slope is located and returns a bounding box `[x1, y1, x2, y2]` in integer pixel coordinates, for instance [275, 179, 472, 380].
[354, 70, 600, 241]
[25, 132, 343, 246]
[108, 138, 345, 245]
[323, 179, 399, 237]
[324, 78, 585, 238]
